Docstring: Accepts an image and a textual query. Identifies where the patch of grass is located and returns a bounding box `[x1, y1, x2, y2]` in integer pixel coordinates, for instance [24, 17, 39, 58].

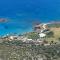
[45, 27, 60, 43]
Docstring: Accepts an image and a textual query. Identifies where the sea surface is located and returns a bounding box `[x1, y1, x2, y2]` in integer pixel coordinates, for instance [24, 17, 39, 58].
[0, 0, 60, 35]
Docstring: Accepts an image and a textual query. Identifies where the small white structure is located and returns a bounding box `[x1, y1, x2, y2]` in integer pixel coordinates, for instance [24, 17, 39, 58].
[39, 33, 46, 38]
[9, 36, 17, 40]
[27, 39, 32, 41]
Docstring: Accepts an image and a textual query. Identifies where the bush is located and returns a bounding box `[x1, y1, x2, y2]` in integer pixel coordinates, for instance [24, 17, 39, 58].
[46, 31, 54, 38]
[27, 32, 39, 40]
[2, 40, 23, 46]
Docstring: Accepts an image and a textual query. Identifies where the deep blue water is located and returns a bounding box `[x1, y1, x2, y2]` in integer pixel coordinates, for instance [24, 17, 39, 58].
[0, 0, 60, 35]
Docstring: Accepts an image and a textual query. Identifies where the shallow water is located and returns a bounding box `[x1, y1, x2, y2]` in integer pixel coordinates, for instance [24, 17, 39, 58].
[0, 0, 60, 35]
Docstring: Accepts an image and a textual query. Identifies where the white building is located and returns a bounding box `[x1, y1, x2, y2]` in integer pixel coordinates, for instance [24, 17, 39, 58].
[39, 33, 46, 38]
[9, 36, 18, 40]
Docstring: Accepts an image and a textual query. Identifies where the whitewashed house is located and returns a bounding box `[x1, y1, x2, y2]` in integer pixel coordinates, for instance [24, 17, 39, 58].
[39, 33, 46, 38]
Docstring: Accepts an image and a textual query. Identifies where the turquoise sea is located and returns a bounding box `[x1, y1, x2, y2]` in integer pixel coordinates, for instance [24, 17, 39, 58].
[0, 0, 60, 35]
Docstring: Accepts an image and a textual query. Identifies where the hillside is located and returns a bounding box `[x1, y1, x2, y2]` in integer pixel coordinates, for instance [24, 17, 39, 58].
[0, 44, 60, 60]
[50, 28, 60, 38]
[46, 24, 60, 43]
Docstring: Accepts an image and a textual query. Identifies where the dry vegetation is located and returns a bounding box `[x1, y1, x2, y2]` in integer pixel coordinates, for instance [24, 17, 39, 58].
[46, 27, 60, 43]
[0, 44, 60, 60]
[50, 28, 60, 38]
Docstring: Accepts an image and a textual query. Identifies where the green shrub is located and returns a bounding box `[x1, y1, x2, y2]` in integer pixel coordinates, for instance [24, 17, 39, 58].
[27, 32, 40, 40]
